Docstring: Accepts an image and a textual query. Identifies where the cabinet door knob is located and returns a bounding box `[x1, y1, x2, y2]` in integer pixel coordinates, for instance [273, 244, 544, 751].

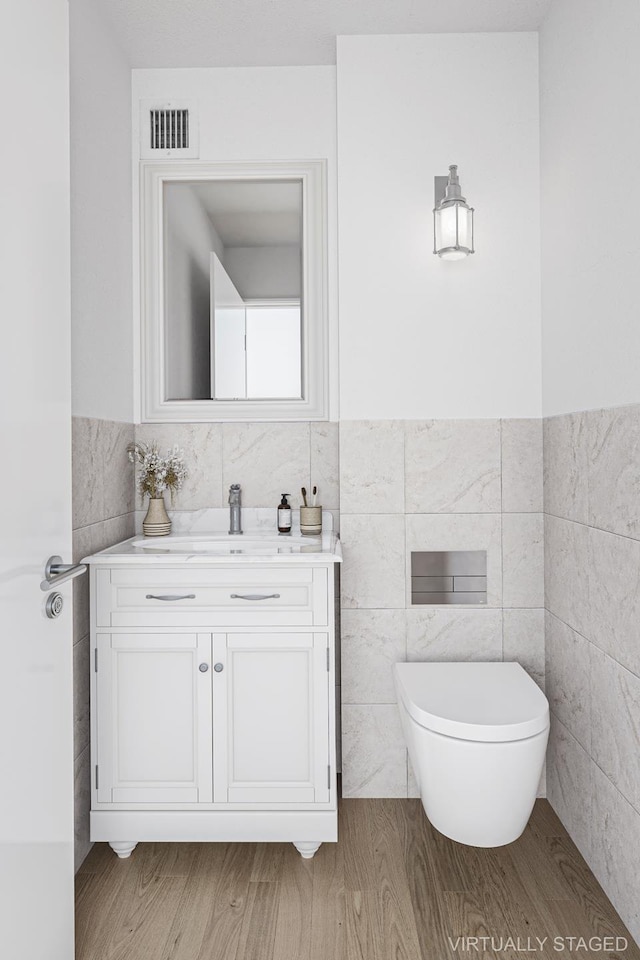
[199, 663, 209, 673]
[214, 663, 224, 673]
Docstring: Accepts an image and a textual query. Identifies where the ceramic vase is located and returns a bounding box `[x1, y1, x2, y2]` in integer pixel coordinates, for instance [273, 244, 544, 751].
[142, 496, 172, 537]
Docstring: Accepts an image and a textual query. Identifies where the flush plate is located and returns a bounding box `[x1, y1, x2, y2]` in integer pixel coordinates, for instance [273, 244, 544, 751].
[411, 551, 487, 605]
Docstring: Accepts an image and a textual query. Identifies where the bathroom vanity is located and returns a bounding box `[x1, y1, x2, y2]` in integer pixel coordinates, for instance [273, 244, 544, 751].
[84, 520, 341, 860]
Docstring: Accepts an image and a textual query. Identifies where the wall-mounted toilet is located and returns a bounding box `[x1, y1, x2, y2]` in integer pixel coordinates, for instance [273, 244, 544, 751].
[394, 661, 549, 848]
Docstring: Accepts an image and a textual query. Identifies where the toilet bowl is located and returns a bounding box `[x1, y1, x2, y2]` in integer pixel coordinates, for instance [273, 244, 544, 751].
[394, 661, 549, 848]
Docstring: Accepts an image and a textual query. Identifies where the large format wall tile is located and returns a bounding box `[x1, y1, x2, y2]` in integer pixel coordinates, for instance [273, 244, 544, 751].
[502, 513, 544, 607]
[102, 419, 135, 519]
[544, 514, 590, 637]
[221, 422, 310, 507]
[405, 513, 502, 606]
[73, 636, 90, 760]
[545, 612, 591, 751]
[310, 421, 340, 511]
[590, 645, 640, 813]
[589, 525, 640, 678]
[502, 419, 543, 512]
[544, 403, 640, 946]
[543, 412, 589, 523]
[588, 404, 640, 541]
[340, 420, 404, 514]
[406, 608, 503, 662]
[72, 417, 104, 528]
[341, 705, 407, 798]
[341, 609, 406, 704]
[340, 514, 405, 609]
[135, 422, 224, 510]
[72, 523, 99, 645]
[73, 417, 135, 527]
[404, 419, 501, 513]
[591, 763, 640, 946]
[546, 714, 593, 863]
[99, 512, 136, 550]
[74, 746, 92, 873]
[503, 608, 545, 689]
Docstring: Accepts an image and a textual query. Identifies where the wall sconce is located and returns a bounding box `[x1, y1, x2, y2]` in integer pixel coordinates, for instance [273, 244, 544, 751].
[433, 164, 474, 260]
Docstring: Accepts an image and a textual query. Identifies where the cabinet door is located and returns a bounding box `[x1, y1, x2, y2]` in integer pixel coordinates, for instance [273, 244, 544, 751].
[213, 633, 330, 804]
[95, 633, 212, 804]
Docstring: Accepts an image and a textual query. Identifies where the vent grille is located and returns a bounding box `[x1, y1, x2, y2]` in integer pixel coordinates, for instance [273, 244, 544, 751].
[139, 100, 199, 159]
[150, 108, 189, 151]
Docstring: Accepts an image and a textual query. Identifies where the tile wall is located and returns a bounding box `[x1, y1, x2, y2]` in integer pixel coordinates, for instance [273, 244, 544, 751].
[71, 417, 135, 869]
[339, 419, 545, 798]
[544, 403, 640, 943]
[133, 421, 340, 521]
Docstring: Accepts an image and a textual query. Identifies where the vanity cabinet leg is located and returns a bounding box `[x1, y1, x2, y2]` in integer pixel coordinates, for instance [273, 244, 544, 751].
[293, 841, 322, 859]
[109, 841, 138, 859]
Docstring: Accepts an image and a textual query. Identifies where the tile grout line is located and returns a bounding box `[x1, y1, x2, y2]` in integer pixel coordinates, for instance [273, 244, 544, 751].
[550, 709, 640, 822]
[545, 607, 640, 684]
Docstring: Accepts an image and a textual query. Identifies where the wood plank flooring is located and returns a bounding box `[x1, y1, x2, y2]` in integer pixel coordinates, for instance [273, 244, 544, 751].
[76, 800, 639, 960]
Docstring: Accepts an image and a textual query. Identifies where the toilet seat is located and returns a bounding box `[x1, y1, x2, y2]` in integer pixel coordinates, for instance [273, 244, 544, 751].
[394, 661, 549, 743]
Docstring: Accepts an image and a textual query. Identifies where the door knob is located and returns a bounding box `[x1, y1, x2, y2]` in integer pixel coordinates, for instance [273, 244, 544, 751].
[214, 663, 224, 673]
[198, 663, 209, 673]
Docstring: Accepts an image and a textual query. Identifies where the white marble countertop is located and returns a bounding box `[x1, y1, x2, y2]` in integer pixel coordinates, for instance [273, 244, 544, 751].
[83, 509, 341, 565]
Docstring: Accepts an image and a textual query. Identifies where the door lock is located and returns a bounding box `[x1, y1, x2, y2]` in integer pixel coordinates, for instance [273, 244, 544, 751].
[45, 592, 64, 619]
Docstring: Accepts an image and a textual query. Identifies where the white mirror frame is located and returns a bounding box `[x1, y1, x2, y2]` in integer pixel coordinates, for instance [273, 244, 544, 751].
[140, 159, 328, 422]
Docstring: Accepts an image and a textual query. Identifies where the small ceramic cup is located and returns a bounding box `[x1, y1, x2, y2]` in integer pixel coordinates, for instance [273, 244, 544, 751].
[300, 506, 322, 536]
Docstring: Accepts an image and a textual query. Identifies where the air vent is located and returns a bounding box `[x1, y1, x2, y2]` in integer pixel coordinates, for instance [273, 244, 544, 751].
[139, 100, 199, 159]
[151, 108, 189, 150]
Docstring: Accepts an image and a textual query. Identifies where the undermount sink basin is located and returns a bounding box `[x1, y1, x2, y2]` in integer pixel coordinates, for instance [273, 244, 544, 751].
[131, 534, 320, 553]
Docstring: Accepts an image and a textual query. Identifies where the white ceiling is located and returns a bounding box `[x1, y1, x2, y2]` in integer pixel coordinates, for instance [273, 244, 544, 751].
[186, 181, 301, 246]
[99, 0, 552, 69]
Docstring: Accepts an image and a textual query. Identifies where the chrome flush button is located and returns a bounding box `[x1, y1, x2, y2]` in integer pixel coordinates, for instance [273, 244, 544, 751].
[45, 592, 64, 619]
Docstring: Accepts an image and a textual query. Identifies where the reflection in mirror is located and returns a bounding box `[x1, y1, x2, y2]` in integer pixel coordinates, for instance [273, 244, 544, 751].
[163, 179, 302, 401]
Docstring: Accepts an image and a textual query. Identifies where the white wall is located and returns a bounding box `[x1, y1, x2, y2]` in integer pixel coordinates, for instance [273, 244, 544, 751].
[337, 34, 541, 420]
[70, 0, 133, 422]
[540, 0, 640, 416]
[132, 66, 338, 420]
[165, 185, 223, 399]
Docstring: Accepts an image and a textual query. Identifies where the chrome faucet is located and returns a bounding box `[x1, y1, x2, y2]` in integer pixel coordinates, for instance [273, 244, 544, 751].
[228, 483, 242, 535]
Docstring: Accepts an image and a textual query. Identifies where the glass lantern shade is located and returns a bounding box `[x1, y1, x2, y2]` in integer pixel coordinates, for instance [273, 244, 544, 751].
[433, 200, 474, 260]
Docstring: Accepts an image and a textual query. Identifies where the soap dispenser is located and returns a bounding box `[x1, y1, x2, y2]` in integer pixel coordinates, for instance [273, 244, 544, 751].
[278, 494, 292, 534]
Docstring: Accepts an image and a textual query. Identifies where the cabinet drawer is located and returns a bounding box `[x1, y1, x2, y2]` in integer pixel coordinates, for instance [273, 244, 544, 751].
[96, 566, 328, 627]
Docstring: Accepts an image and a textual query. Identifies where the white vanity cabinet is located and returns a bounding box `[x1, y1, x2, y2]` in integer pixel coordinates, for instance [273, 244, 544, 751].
[87, 548, 340, 861]
[95, 632, 213, 805]
[212, 632, 330, 805]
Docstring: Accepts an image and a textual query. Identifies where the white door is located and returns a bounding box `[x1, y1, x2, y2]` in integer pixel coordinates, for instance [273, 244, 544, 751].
[0, 1, 74, 957]
[95, 633, 213, 803]
[213, 633, 330, 804]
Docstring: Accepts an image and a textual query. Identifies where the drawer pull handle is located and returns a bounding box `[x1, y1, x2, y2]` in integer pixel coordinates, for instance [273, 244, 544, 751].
[230, 593, 281, 601]
[145, 594, 196, 601]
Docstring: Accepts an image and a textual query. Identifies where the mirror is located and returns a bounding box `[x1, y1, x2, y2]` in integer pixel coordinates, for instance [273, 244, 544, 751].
[141, 160, 327, 422]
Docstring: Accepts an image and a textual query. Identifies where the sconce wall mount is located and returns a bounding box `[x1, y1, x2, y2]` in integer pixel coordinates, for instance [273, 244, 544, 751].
[433, 164, 475, 260]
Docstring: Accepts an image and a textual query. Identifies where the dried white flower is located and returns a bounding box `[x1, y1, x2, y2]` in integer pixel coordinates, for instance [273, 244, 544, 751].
[127, 441, 187, 505]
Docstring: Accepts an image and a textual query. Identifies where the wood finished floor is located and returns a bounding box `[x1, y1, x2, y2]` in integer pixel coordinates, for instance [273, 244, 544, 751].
[76, 800, 639, 960]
